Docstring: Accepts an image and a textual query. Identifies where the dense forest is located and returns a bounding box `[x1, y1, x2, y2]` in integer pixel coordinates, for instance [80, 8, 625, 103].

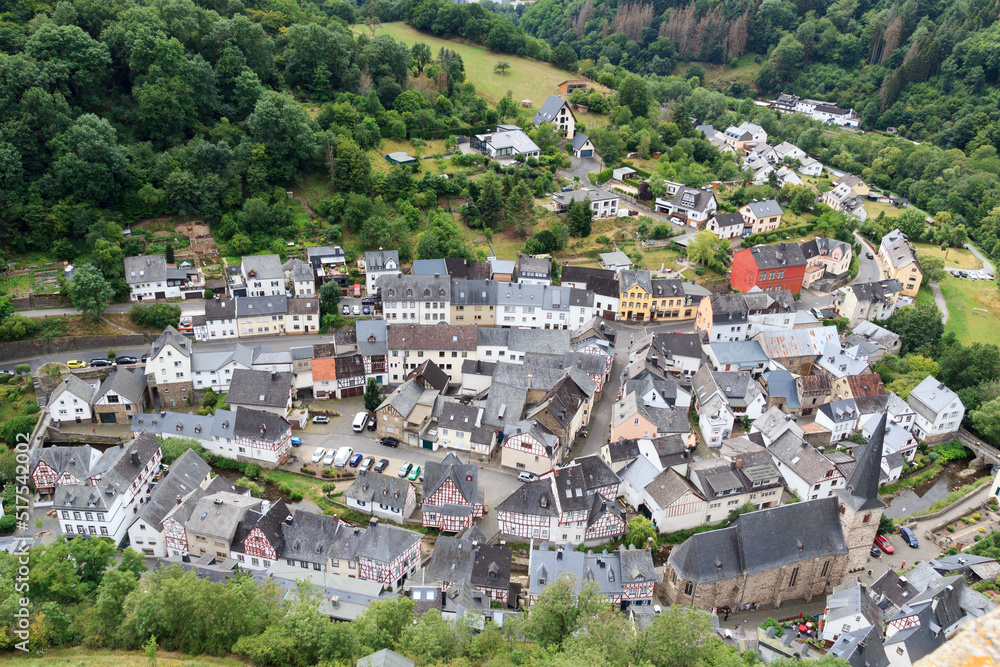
[0, 537, 854, 666]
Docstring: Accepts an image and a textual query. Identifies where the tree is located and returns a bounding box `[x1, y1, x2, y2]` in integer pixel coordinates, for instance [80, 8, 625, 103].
[67, 264, 114, 322]
[50, 114, 128, 207]
[13, 364, 29, 376]
[622, 516, 657, 548]
[568, 198, 592, 237]
[687, 230, 720, 265]
[939, 342, 1000, 392]
[319, 281, 342, 316]
[887, 301, 944, 354]
[164, 244, 175, 264]
[333, 139, 372, 194]
[364, 15, 381, 38]
[364, 378, 381, 412]
[618, 74, 651, 119]
[551, 42, 578, 70]
[494, 61, 511, 75]
[0, 416, 36, 447]
[411, 43, 432, 74]
[895, 209, 927, 242]
[505, 179, 536, 238]
[400, 609, 459, 664]
[245, 91, 316, 183]
[636, 605, 720, 667]
[521, 576, 601, 647]
[476, 171, 505, 230]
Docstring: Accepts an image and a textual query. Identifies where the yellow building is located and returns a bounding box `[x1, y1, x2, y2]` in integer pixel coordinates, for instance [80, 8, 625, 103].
[878, 229, 923, 298]
[619, 270, 652, 322]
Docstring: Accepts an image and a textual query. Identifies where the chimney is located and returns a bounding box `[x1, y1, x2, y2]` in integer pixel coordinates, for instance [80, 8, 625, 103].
[176, 495, 182, 505]
[271, 371, 277, 381]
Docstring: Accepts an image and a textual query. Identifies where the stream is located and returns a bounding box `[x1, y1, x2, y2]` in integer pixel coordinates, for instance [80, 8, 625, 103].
[884, 459, 990, 520]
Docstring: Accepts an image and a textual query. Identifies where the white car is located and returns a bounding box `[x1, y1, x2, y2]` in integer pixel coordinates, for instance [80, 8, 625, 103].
[518, 471, 538, 482]
[360, 456, 374, 471]
[353, 305, 361, 315]
[311, 448, 326, 463]
[323, 450, 336, 466]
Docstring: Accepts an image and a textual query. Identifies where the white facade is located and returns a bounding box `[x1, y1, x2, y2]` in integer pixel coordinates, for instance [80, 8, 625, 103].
[292, 279, 314, 297]
[908, 377, 965, 443]
[196, 316, 238, 342]
[48, 380, 97, 423]
[193, 359, 250, 391]
[148, 340, 192, 387]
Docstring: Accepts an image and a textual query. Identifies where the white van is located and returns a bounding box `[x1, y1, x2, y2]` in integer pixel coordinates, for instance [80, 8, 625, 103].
[353, 412, 369, 432]
[333, 446, 353, 468]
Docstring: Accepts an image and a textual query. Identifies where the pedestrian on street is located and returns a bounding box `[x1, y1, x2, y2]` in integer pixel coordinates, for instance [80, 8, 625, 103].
[867, 568, 873, 577]
[902, 560, 906, 569]
[91, 425, 95, 433]
[724, 610, 729, 621]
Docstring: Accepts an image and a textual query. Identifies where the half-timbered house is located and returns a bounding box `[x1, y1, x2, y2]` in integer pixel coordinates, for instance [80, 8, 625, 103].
[185, 491, 262, 559]
[357, 320, 388, 385]
[155, 476, 236, 557]
[231, 498, 290, 571]
[421, 453, 485, 531]
[424, 535, 515, 605]
[232, 407, 292, 466]
[501, 419, 561, 475]
[31, 445, 103, 496]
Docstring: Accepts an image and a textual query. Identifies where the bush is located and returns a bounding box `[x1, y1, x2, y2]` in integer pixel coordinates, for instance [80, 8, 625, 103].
[322, 468, 334, 477]
[0, 374, 12, 385]
[321, 482, 336, 493]
[975, 535, 982, 541]
[0, 415, 36, 446]
[129, 303, 182, 329]
[242, 463, 261, 480]
[289, 491, 303, 501]
[974, 513, 982, 520]
[13, 364, 29, 376]
[761, 618, 784, 638]
[278, 483, 291, 494]
[947, 525, 955, 532]
[0, 515, 16, 534]
[980, 527, 988, 533]
[236, 477, 264, 498]
[24, 404, 39, 415]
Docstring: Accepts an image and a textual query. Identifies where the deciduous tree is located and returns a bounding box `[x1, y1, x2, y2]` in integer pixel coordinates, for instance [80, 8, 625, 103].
[66, 264, 114, 321]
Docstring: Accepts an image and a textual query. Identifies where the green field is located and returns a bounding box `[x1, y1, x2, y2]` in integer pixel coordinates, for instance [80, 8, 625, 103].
[912, 242, 982, 270]
[0, 649, 246, 667]
[863, 200, 928, 220]
[366, 23, 610, 125]
[937, 277, 1000, 346]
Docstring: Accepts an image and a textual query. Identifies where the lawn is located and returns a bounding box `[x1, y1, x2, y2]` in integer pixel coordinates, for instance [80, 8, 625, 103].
[863, 200, 928, 220]
[0, 375, 38, 423]
[366, 23, 610, 111]
[0, 649, 246, 667]
[264, 469, 333, 510]
[937, 277, 1000, 346]
[912, 242, 982, 270]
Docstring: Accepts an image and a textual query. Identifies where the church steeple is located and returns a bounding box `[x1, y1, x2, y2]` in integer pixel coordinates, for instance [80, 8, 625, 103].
[836, 412, 889, 512]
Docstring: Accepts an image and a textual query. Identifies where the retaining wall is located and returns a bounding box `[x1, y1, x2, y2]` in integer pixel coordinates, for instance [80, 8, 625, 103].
[0, 333, 152, 362]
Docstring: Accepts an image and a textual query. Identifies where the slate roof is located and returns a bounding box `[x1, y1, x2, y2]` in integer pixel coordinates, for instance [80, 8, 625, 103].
[652, 332, 703, 361]
[236, 295, 288, 317]
[31, 445, 102, 480]
[801, 236, 852, 261]
[571, 133, 591, 151]
[670, 187, 716, 213]
[356, 320, 388, 357]
[612, 391, 690, 435]
[528, 547, 653, 598]
[50, 374, 98, 407]
[226, 369, 292, 409]
[644, 468, 701, 508]
[151, 326, 192, 359]
[423, 452, 478, 505]
[233, 498, 290, 555]
[242, 254, 283, 280]
[346, 471, 413, 513]
[186, 492, 261, 540]
[846, 279, 903, 304]
[444, 258, 492, 280]
[746, 242, 807, 269]
[125, 255, 167, 285]
[756, 326, 838, 358]
[551, 455, 618, 511]
[378, 379, 425, 418]
[586, 275, 620, 298]
[599, 251, 631, 268]
[426, 534, 476, 583]
[450, 279, 496, 306]
[828, 626, 890, 667]
[483, 381, 528, 430]
[529, 373, 593, 430]
[707, 340, 769, 367]
[478, 328, 571, 357]
[365, 249, 399, 272]
[533, 94, 568, 124]
[881, 229, 920, 271]
[462, 359, 496, 376]
[233, 407, 290, 443]
[762, 369, 800, 409]
[472, 544, 513, 591]
[743, 199, 782, 218]
[908, 376, 961, 422]
[203, 298, 237, 321]
[411, 359, 449, 391]
[835, 413, 888, 512]
[713, 212, 746, 228]
[54, 432, 163, 512]
[94, 368, 146, 405]
[378, 273, 450, 301]
[133, 448, 211, 528]
[496, 478, 558, 517]
[620, 270, 652, 293]
[668, 497, 848, 583]
[851, 320, 901, 349]
[518, 254, 552, 279]
[561, 265, 615, 285]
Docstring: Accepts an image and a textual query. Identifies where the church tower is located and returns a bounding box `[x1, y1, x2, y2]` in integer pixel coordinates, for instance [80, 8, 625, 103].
[835, 413, 888, 572]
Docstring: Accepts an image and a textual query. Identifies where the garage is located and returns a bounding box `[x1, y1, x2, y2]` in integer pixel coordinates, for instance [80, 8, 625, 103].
[578, 149, 593, 157]
[338, 385, 363, 399]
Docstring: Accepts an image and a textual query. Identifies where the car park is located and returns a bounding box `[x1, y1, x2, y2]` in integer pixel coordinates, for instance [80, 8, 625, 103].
[518, 471, 538, 482]
[66, 360, 87, 369]
[900, 526, 919, 548]
[360, 456, 374, 471]
[407, 465, 421, 481]
[313, 415, 330, 424]
[398, 462, 413, 477]
[116, 356, 138, 365]
[90, 359, 113, 367]
[323, 450, 336, 466]
[290, 437, 301, 446]
[874, 534, 894, 554]
[311, 448, 327, 463]
[349, 453, 363, 467]
[374, 458, 389, 473]
[380, 437, 399, 448]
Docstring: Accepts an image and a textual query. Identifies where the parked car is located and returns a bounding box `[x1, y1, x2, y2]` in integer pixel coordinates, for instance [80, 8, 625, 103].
[362, 305, 371, 315]
[342, 304, 351, 315]
[374, 458, 389, 473]
[398, 462, 412, 478]
[116, 356, 138, 365]
[870, 545, 881, 558]
[90, 359, 113, 367]
[900, 526, 919, 548]
[323, 450, 336, 466]
[141, 354, 149, 362]
[362, 298, 375, 306]
[312, 415, 330, 424]
[66, 360, 87, 369]
[360, 456, 374, 471]
[518, 471, 538, 482]
[367, 416, 376, 431]
[349, 452, 363, 467]
[407, 464, 421, 481]
[874, 534, 894, 554]
[352, 305, 361, 315]
[311, 448, 327, 463]
[380, 437, 399, 448]
[290, 437, 302, 446]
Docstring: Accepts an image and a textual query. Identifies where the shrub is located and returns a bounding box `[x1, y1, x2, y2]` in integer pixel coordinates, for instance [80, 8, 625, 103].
[24, 404, 39, 415]
[0, 515, 16, 534]
[0, 374, 12, 385]
[947, 525, 955, 532]
[289, 491, 303, 501]
[973, 513, 981, 520]
[13, 364, 29, 376]
[278, 483, 291, 494]
[236, 477, 264, 498]
[980, 527, 987, 533]
[242, 463, 261, 480]
[322, 468, 334, 477]
[976, 535, 982, 541]
[322, 482, 336, 493]
[129, 303, 182, 329]
[761, 618, 784, 637]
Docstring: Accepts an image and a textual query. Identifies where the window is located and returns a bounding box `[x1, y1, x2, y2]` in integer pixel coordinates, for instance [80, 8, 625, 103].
[684, 582, 694, 595]
[862, 513, 871, 523]
[789, 567, 799, 587]
[821, 560, 830, 577]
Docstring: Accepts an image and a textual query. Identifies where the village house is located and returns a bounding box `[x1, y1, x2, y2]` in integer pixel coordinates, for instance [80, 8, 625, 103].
[124, 255, 203, 301]
[553, 188, 619, 218]
[655, 187, 718, 228]
[801, 237, 853, 288]
[30, 445, 103, 497]
[421, 453, 485, 532]
[501, 419, 562, 476]
[847, 320, 903, 360]
[907, 376, 965, 443]
[387, 323, 477, 386]
[346, 471, 416, 522]
[226, 368, 294, 416]
[706, 212, 747, 240]
[193, 298, 238, 342]
[146, 326, 194, 407]
[47, 375, 98, 424]
[379, 273, 452, 324]
[879, 229, 923, 298]
[517, 254, 552, 285]
[731, 243, 808, 294]
[754, 326, 838, 375]
[234, 295, 319, 337]
[823, 182, 868, 220]
[431, 400, 492, 454]
[815, 398, 860, 443]
[190, 343, 253, 391]
[375, 378, 439, 446]
[835, 279, 903, 327]
[572, 133, 596, 158]
[497, 455, 624, 546]
[241, 254, 285, 297]
[610, 390, 690, 442]
[91, 368, 148, 424]
[767, 430, 846, 499]
[423, 533, 514, 605]
[450, 279, 497, 326]
[364, 249, 400, 296]
[469, 125, 540, 160]
[527, 545, 657, 607]
[740, 200, 783, 235]
[54, 432, 163, 544]
[533, 94, 576, 138]
[185, 491, 263, 559]
[230, 498, 290, 571]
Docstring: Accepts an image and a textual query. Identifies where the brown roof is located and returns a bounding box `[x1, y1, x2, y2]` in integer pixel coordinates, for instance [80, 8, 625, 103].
[800, 422, 829, 434]
[796, 374, 831, 393]
[287, 298, 320, 315]
[387, 324, 477, 351]
[313, 343, 336, 359]
[846, 373, 886, 397]
[335, 354, 366, 380]
[312, 358, 337, 382]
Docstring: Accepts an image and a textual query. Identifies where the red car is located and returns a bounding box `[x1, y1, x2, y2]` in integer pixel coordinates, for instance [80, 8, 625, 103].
[874, 534, 894, 554]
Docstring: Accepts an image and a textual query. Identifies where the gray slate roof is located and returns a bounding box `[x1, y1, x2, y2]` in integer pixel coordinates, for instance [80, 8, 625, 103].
[347, 471, 413, 512]
[356, 319, 388, 357]
[233, 407, 290, 443]
[743, 199, 782, 218]
[908, 376, 961, 422]
[125, 255, 167, 285]
[50, 374, 98, 406]
[242, 254, 283, 280]
[55, 433, 163, 512]
[226, 369, 293, 409]
[133, 448, 212, 528]
[533, 94, 568, 124]
[365, 249, 399, 272]
[747, 242, 807, 269]
[94, 368, 146, 405]
[571, 132, 591, 151]
[423, 452, 478, 505]
[835, 413, 888, 512]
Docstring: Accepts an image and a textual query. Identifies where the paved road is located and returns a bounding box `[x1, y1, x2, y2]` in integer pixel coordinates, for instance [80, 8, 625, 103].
[852, 232, 884, 285]
[964, 243, 995, 273]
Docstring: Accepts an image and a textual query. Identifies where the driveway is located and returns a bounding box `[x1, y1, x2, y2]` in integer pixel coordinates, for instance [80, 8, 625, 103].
[930, 282, 950, 323]
[964, 243, 995, 273]
[559, 155, 599, 183]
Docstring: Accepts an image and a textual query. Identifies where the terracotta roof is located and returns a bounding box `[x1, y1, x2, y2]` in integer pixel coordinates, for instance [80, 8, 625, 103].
[846, 373, 886, 397]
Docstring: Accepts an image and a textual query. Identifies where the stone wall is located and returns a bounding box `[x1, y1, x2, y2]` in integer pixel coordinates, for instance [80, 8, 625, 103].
[11, 294, 72, 310]
[0, 333, 152, 363]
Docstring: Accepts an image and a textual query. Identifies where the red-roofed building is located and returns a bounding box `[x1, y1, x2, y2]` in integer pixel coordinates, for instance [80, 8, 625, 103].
[731, 244, 808, 294]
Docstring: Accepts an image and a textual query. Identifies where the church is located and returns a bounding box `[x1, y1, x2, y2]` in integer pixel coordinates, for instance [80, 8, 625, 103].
[661, 414, 888, 609]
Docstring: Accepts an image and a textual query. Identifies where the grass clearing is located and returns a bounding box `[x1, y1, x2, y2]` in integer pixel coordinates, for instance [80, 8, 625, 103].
[0, 375, 38, 422]
[0, 649, 246, 667]
[0, 272, 31, 295]
[264, 469, 333, 510]
[937, 277, 1000, 346]
[912, 242, 982, 270]
[366, 23, 610, 110]
[673, 55, 763, 88]
[863, 200, 928, 220]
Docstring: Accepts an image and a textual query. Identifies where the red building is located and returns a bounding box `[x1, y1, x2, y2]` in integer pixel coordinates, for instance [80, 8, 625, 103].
[730, 243, 808, 294]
